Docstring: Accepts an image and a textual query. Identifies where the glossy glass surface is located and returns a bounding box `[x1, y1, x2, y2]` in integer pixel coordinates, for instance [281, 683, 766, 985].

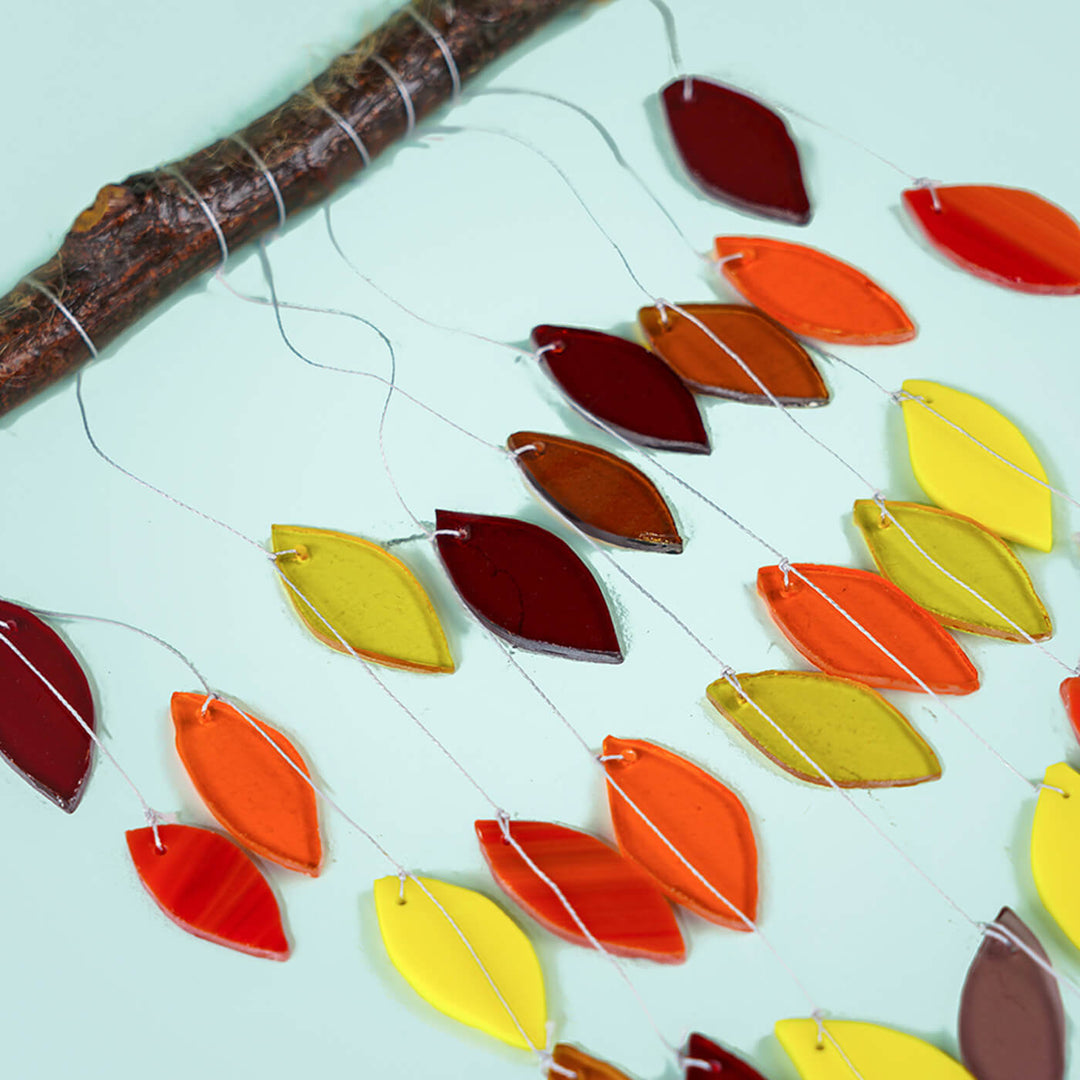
[548, 1044, 633, 1080]
[1031, 763, 1080, 951]
[1062, 677, 1080, 744]
[685, 1033, 769, 1079]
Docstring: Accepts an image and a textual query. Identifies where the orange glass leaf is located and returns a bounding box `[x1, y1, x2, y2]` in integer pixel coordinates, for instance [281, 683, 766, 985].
[903, 184, 1080, 294]
[757, 563, 979, 694]
[507, 431, 682, 553]
[600, 736, 757, 929]
[1062, 677, 1080, 745]
[171, 692, 321, 876]
[638, 303, 829, 405]
[713, 237, 916, 344]
[548, 1044, 633, 1080]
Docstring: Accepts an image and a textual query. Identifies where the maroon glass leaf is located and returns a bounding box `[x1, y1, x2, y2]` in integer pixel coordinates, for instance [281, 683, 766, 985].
[661, 77, 811, 226]
[435, 509, 622, 662]
[685, 1032, 771, 1078]
[532, 325, 710, 454]
[0, 599, 95, 812]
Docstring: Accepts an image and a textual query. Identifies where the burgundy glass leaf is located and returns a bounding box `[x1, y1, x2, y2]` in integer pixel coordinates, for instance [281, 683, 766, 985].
[661, 77, 811, 225]
[0, 599, 95, 812]
[533, 325, 710, 454]
[685, 1032, 771, 1079]
[435, 510, 622, 662]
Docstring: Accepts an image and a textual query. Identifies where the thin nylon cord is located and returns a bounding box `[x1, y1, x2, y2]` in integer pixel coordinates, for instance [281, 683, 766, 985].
[23, 276, 100, 357]
[230, 134, 287, 231]
[160, 165, 230, 267]
[643, 0, 683, 73]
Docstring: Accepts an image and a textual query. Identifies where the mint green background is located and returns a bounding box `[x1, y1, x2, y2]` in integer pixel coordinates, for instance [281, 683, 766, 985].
[2, 1, 1079, 1077]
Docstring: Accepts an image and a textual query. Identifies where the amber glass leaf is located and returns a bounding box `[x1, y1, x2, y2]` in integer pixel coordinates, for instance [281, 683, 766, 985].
[508, 431, 682, 553]
[903, 184, 1080, 294]
[853, 499, 1052, 642]
[0, 599, 95, 812]
[713, 237, 916, 344]
[126, 823, 289, 960]
[900, 380, 1052, 551]
[476, 819, 685, 963]
[600, 736, 757, 928]
[171, 692, 321, 876]
[685, 1033, 769, 1079]
[1062, 677, 1080, 744]
[638, 302, 828, 405]
[660, 77, 811, 225]
[706, 670, 941, 788]
[1030, 763, 1080, 951]
[532, 325, 710, 453]
[959, 906, 1065, 1080]
[757, 563, 979, 694]
[549, 1044, 633, 1080]
[271, 524, 454, 673]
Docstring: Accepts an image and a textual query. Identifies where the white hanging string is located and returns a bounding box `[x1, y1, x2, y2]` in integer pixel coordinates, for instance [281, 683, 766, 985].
[407, 7, 462, 100]
[304, 88, 372, 167]
[370, 54, 417, 135]
[160, 165, 231, 267]
[22, 276, 100, 357]
[230, 134, 287, 232]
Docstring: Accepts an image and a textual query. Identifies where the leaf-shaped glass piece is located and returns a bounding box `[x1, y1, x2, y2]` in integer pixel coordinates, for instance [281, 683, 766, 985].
[476, 819, 685, 963]
[435, 509, 622, 662]
[853, 499, 1052, 642]
[373, 875, 546, 1050]
[638, 302, 828, 405]
[902, 184, 1080, 294]
[271, 524, 453, 673]
[171, 692, 321, 876]
[757, 563, 979, 694]
[660, 77, 811, 225]
[508, 431, 682, 553]
[776, 1019, 975, 1079]
[600, 736, 757, 929]
[0, 599, 95, 812]
[685, 1033, 769, 1079]
[900, 380, 1052, 551]
[959, 906, 1065, 1080]
[126, 823, 289, 960]
[532, 325, 710, 453]
[548, 1044, 633, 1080]
[706, 670, 941, 788]
[713, 237, 916, 344]
[1030, 763, 1080, 951]
[1062, 677, 1080, 744]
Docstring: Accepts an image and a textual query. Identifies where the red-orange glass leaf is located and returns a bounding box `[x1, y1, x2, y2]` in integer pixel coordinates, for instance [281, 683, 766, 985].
[171, 692, 321, 876]
[758, 564, 979, 694]
[903, 184, 1080, 294]
[532, 325, 710, 453]
[435, 509, 622, 663]
[126, 823, 289, 960]
[601, 736, 757, 929]
[507, 431, 683, 553]
[1062, 677, 1080, 745]
[0, 599, 95, 812]
[685, 1033, 770, 1079]
[548, 1044, 634, 1080]
[661, 78, 811, 225]
[476, 819, 686, 963]
[714, 237, 916, 344]
[638, 303, 829, 405]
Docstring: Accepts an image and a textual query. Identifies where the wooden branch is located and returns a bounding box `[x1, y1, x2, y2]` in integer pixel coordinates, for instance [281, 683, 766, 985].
[0, 0, 582, 418]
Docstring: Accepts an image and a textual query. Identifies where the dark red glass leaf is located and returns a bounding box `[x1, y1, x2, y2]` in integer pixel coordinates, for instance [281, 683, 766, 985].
[1062, 677, 1080, 745]
[685, 1033, 771, 1079]
[476, 819, 685, 962]
[0, 599, 95, 812]
[533, 325, 710, 454]
[126, 823, 290, 960]
[662, 77, 811, 225]
[435, 510, 622, 662]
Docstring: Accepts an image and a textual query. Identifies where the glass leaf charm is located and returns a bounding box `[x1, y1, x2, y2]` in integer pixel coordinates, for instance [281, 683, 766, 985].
[548, 1044, 633, 1080]
[685, 1033, 769, 1079]
[660, 77, 811, 225]
[757, 563, 979, 694]
[171, 692, 321, 876]
[638, 302, 829, 405]
[959, 906, 1065, 1080]
[373, 875, 546, 1050]
[508, 431, 682, 553]
[713, 237, 916, 344]
[853, 500, 1052, 642]
[706, 670, 941, 788]
[600, 736, 758, 929]
[0, 599, 95, 812]
[1062, 677, 1080, 744]
[532, 325, 710, 453]
[476, 819, 685, 962]
[435, 509, 622, 662]
[902, 184, 1080, 294]
[776, 1019, 974, 1079]
[1030, 763, 1080, 951]
[126, 823, 289, 960]
[900, 380, 1052, 551]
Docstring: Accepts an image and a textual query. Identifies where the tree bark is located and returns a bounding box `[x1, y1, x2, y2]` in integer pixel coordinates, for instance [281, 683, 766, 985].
[0, 0, 582, 418]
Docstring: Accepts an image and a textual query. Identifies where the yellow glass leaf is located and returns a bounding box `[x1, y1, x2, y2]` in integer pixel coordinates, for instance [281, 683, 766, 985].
[1031, 763, 1080, 951]
[853, 500, 1052, 642]
[706, 670, 940, 788]
[373, 875, 546, 1050]
[900, 379, 1052, 551]
[271, 525, 453, 674]
[776, 1019, 975, 1079]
